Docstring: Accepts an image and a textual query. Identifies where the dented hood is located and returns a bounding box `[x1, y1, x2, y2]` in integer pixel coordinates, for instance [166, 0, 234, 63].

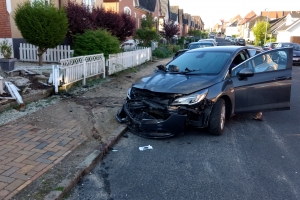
[132, 72, 219, 94]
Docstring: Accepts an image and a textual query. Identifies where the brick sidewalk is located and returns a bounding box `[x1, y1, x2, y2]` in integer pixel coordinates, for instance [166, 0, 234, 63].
[0, 102, 86, 199]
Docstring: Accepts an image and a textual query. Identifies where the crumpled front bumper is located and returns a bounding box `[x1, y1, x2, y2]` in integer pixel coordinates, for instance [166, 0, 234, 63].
[116, 102, 187, 138]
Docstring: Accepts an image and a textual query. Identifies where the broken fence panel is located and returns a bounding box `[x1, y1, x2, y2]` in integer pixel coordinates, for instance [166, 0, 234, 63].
[5, 82, 24, 105]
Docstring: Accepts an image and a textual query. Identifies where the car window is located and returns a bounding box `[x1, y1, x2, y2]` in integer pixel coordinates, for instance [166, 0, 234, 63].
[166, 51, 231, 75]
[231, 49, 288, 76]
[188, 44, 201, 49]
[271, 43, 278, 48]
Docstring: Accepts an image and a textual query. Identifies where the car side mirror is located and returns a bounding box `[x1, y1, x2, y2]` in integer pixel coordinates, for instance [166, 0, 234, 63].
[237, 68, 254, 78]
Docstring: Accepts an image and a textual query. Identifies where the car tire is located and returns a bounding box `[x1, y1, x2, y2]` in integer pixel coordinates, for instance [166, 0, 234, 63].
[208, 98, 226, 136]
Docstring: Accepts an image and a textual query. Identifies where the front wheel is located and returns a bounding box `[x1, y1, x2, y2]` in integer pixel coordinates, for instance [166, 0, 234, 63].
[208, 98, 226, 136]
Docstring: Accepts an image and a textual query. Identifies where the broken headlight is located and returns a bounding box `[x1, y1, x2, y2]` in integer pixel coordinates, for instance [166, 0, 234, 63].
[127, 87, 132, 99]
[171, 89, 208, 106]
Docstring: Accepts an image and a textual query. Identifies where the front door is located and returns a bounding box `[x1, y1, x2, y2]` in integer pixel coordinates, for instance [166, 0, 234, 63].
[230, 48, 293, 113]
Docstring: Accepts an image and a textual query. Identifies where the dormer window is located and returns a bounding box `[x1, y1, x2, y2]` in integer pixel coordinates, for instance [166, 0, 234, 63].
[124, 7, 131, 15]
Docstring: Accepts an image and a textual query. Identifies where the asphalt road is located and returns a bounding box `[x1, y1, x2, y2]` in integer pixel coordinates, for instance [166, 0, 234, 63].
[67, 40, 300, 200]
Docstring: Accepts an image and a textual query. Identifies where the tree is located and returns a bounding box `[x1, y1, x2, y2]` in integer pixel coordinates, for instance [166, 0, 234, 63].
[64, 0, 95, 45]
[117, 13, 136, 42]
[14, 0, 68, 66]
[163, 20, 179, 43]
[65, 2, 136, 43]
[188, 29, 202, 41]
[252, 21, 270, 46]
[134, 13, 159, 46]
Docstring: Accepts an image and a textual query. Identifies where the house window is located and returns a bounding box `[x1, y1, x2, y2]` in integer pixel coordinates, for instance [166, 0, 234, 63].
[134, 12, 136, 18]
[124, 7, 131, 15]
[31, 0, 50, 5]
[83, 0, 95, 7]
[154, 17, 158, 22]
[142, 14, 146, 19]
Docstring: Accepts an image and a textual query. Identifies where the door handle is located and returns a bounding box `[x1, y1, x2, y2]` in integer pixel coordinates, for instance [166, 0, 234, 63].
[275, 76, 291, 81]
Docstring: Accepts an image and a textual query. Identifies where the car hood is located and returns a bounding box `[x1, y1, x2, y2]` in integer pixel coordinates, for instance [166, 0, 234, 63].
[132, 72, 219, 94]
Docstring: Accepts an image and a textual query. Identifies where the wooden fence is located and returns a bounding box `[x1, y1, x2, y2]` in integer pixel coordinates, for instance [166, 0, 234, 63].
[19, 43, 74, 62]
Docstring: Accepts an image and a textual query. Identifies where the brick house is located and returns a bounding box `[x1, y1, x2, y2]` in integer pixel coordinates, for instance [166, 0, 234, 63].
[103, 0, 164, 30]
[0, 0, 103, 59]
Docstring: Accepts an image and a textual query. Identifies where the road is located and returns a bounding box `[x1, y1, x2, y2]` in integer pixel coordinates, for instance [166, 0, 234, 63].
[67, 39, 300, 200]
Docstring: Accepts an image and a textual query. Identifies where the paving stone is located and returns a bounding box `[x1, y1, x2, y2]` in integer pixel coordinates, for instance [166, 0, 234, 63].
[0, 182, 8, 190]
[17, 165, 35, 175]
[35, 158, 52, 164]
[4, 179, 25, 191]
[1, 166, 20, 176]
[10, 173, 30, 181]
[0, 189, 9, 197]
[0, 175, 15, 183]
[35, 142, 48, 149]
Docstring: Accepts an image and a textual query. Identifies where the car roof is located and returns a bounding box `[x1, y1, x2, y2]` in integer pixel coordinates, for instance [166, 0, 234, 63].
[188, 46, 259, 53]
[278, 42, 299, 45]
[190, 41, 213, 44]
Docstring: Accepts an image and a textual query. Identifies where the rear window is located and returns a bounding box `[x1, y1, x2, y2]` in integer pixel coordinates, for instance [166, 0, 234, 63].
[239, 39, 245, 42]
[188, 44, 201, 49]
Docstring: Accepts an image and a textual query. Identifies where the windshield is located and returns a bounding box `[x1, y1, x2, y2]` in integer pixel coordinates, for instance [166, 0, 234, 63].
[166, 51, 231, 75]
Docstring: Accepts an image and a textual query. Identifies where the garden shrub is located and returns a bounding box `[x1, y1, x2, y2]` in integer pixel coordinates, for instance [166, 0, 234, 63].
[152, 45, 173, 58]
[73, 29, 120, 58]
[171, 45, 181, 53]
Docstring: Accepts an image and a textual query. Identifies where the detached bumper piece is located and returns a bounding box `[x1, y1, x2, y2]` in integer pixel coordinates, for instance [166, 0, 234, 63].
[116, 100, 187, 139]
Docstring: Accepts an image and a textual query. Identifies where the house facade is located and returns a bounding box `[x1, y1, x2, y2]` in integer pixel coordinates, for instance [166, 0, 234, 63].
[225, 15, 241, 36]
[274, 11, 300, 43]
[238, 10, 256, 38]
[0, 0, 103, 59]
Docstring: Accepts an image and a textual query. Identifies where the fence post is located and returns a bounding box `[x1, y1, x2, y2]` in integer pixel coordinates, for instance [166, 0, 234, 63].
[0, 76, 3, 95]
[82, 56, 86, 85]
[52, 65, 60, 94]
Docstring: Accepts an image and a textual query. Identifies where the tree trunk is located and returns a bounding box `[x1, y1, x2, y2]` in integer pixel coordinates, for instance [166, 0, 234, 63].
[37, 47, 46, 66]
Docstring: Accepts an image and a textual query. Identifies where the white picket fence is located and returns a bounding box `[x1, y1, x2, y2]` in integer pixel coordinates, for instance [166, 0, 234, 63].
[107, 47, 151, 75]
[48, 48, 151, 93]
[19, 43, 74, 62]
[58, 54, 106, 87]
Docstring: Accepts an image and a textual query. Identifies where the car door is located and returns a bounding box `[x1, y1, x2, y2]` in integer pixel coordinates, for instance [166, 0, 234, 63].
[230, 47, 293, 113]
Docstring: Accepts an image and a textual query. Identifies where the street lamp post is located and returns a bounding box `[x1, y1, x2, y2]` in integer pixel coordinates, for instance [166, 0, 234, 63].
[264, 8, 269, 45]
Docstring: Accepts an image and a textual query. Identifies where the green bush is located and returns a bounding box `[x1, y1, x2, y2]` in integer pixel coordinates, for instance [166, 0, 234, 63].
[172, 45, 181, 52]
[73, 29, 120, 58]
[152, 45, 173, 58]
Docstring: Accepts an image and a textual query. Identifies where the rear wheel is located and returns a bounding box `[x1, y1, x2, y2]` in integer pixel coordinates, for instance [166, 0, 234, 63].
[208, 98, 226, 136]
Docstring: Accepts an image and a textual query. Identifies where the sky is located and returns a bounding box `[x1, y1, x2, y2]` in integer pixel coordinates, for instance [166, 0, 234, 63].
[169, 0, 300, 28]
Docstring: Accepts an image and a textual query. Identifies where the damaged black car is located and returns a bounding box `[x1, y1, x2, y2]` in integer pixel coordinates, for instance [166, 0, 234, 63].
[116, 46, 293, 138]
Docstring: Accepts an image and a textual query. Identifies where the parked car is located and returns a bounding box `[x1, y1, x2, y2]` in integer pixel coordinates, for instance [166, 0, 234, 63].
[198, 39, 218, 46]
[116, 46, 293, 138]
[263, 42, 278, 51]
[225, 36, 232, 41]
[231, 38, 237, 45]
[276, 42, 300, 65]
[236, 38, 246, 46]
[173, 41, 216, 59]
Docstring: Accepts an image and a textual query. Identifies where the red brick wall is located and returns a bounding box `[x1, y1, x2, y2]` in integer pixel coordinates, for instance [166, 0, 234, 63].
[0, 0, 12, 38]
